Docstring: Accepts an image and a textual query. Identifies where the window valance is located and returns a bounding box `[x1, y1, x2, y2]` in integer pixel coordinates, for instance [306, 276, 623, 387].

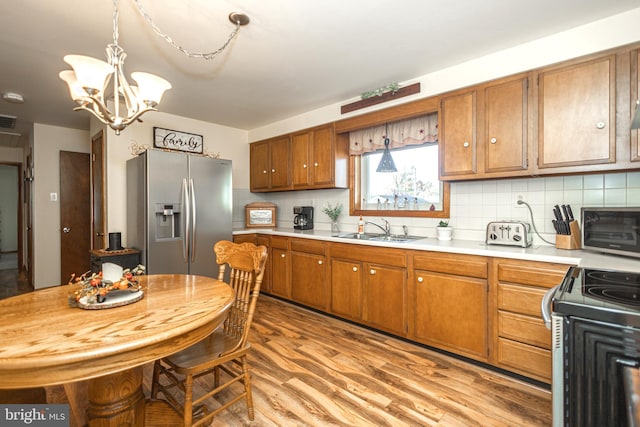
[348, 113, 438, 155]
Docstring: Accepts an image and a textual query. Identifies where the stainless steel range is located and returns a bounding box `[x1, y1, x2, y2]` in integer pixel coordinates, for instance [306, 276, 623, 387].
[543, 266, 640, 427]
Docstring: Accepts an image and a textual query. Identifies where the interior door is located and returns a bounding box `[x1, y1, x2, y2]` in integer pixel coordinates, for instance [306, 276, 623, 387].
[60, 151, 91, 284]
[91, 131, 106, 250]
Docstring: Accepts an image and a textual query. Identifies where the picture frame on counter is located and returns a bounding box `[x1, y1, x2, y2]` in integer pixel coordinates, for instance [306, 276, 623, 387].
[153, 127, 203, 154]
[245, 202, 277, 228]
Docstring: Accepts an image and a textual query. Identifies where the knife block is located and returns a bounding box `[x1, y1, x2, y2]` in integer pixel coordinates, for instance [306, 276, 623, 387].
[555, 221, 581, 250]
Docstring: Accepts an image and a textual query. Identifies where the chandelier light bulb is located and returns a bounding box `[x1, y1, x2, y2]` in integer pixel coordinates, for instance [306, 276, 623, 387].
[63, 55, 114, 95]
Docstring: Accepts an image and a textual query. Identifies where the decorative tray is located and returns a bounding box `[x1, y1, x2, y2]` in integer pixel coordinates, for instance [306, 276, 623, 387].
[78, 290, 144, 310]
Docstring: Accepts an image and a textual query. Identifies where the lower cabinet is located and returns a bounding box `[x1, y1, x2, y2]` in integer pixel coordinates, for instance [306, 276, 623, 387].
[330, 243, 407, 336]
[330, 258, 363, 321]
[270, 236, 291, 299]
[290, 239, 327, 310]
[411, 252, 489, 361]
[491, 258, 570, 382]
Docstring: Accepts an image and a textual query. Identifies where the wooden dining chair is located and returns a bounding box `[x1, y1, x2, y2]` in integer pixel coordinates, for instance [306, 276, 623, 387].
[150, 240, 268, 427]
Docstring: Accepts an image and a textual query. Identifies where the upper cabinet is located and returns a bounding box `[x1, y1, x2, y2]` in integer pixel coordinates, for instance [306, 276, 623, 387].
[251, 124, 348, 192]
[484, 76, 530, 175]
[250, 135, 291, 192]
[440, 90, 477, 177]
[536, 53, 616, 170]
[440, 74, 531, 180]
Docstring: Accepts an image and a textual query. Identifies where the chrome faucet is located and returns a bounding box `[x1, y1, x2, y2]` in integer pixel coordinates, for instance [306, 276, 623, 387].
[365, 219, 391, 237]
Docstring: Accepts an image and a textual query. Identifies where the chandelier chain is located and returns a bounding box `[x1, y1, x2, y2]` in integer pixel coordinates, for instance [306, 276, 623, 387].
[112, 0, 120, 46]
[133, 0, 241, 61]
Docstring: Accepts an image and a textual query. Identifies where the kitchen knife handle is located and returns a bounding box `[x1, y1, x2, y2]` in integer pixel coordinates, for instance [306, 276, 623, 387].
[566, 204, 575, 221]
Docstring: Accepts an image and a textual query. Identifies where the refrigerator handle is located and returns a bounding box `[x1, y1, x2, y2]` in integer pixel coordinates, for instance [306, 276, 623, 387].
[182, 178, 189, 263]
[189, 178, 197, 263]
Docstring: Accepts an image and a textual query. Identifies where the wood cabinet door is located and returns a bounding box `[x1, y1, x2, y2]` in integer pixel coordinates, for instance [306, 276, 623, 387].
[537, 55, 616, 168]
[413, 271, 488, 360]
[311, 125, 334, 186]
[363, 263, 406, 336]
[269, 136, 291, 190]
[256, 235, 272, 294]
[330, 258, 363, 321]
[440, 91, 476, 177]
[291, 131, 311, 187]
[291, 251, 327, 309]
[250, 141, 270, 191]
[270, 247, 290, 298]
[484, 77, 529, 174]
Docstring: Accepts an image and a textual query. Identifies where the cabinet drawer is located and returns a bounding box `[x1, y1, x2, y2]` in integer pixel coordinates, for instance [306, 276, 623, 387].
[291, 238, 325, 255]
[270, 235, 289, 249]
[497, 262, 569, 288]
[330, 243, 406, 267]
[498, 283, 547, 317]
[498, 311, 551, 350]
[413, 252, 487, 278]
[497, 338, 551, 382]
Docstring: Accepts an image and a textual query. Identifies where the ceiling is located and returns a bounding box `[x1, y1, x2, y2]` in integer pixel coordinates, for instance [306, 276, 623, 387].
[1, 0, 639, 148]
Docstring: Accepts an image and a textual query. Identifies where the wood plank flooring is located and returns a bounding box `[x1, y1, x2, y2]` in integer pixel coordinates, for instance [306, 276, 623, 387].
[144, 295, 551, 426]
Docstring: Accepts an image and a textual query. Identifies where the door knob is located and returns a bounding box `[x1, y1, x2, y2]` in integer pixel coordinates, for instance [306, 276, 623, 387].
[63, 227, 71, 233]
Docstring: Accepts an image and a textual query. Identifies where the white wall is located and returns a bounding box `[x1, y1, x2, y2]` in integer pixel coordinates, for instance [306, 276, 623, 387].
[32, 124, 90, 288]
[102, 111, 249, 247]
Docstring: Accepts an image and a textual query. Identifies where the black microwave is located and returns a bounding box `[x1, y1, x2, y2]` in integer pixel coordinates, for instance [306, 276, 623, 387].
[581, 207, 640, 258]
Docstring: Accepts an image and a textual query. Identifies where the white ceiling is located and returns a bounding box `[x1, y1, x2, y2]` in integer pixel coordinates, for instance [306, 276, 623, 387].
[0, 0, 639, 147]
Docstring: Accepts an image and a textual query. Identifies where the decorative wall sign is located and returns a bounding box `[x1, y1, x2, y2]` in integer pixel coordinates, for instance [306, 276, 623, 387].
[153, 127, 203, 154]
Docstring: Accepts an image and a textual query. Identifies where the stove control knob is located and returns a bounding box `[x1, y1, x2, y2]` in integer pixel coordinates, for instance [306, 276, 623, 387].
[513, 234, 522, 242]
[489, 233, 497, 240]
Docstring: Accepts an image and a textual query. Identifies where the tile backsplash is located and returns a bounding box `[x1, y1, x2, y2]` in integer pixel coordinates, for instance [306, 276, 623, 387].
[233, 171, 640, 246]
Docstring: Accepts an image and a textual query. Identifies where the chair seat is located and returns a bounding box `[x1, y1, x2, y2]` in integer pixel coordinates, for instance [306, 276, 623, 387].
[163, 331, 249, 372]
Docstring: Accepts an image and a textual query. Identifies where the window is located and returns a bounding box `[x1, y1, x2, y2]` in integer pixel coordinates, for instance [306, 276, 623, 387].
[348, 113, 449, 218]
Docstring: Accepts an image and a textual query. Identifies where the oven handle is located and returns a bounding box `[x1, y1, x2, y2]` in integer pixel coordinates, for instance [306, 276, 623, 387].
[541, 284, 560, 330]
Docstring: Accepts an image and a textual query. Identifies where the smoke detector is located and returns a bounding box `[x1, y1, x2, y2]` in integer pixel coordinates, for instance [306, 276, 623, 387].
[2, 92, 24, 104]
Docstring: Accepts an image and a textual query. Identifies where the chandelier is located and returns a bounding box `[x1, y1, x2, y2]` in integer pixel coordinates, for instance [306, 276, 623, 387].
[59, 0, 249, 135]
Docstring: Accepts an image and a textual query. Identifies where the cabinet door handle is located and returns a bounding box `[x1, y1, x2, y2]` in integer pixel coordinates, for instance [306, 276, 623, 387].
[370, 269, 376, 275]
[271, 168, 276, 173]
[281, 253, 286, 258]
[596, 121, 606, 129]
[352, 266, 358, 272]
[303, 164, 307, 168]
[490, 137, 497, 144]
[314, 162, 319, 167]
[262, 170, 267, 174]
[417, 276, 424, 283]
[317, 260, 323, 265]
[463, 141, 470, 148]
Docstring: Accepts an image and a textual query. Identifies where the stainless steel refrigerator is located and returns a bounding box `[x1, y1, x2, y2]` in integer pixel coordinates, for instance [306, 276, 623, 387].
[126, 150, 232, 278]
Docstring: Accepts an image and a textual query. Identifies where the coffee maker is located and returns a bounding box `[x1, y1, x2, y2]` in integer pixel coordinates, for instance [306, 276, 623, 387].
[293, 206, 314, 230]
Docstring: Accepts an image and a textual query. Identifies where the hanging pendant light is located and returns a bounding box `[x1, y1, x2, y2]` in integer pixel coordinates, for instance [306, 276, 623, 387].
[376, 124, 397, 173]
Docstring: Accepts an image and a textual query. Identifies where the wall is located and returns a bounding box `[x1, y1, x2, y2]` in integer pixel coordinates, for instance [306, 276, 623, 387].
[102, 111, 249, 247]
[239, 7, 640, 247]
[32, 124, 90, 288]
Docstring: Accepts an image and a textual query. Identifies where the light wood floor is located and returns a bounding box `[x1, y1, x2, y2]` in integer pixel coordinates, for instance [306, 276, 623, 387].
[144, 295, 552, 427]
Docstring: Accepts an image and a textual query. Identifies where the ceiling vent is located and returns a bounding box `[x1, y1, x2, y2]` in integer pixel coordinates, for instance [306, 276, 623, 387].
[0, 114, 17, 129]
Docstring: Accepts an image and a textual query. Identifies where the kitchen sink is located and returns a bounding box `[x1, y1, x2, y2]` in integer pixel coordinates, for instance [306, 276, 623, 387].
[334, 233, 424, 243]
[334, 232, 382, 240]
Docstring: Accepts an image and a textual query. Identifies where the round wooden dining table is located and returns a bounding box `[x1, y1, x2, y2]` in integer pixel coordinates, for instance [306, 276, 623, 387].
[0, 274, 234, 426]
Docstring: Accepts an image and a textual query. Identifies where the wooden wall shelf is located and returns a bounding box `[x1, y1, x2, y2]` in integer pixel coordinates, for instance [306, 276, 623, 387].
[341, 83, 421, 114]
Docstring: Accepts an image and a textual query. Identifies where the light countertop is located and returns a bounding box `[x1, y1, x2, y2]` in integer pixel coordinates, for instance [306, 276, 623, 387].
[233, 227, 640, 273]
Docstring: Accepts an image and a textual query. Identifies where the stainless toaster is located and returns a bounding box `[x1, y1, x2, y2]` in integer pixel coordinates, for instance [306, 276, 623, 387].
[486, 221, 532, 248]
